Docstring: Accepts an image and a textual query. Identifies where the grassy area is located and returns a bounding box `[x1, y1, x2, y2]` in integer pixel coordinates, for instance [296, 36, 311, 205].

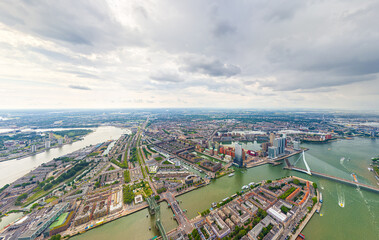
[23, 162, 90, 207]
[142, 147, 151, 157]
[279, 186, 297, 199]
[147, 145, 157, 153]
[49, 212, 68, 229]
[194, 151, 225, 164]
[45, 196, 58, 204]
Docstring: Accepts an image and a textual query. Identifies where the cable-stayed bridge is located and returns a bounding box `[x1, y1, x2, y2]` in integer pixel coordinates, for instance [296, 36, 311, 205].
[284, 151, 379, 193]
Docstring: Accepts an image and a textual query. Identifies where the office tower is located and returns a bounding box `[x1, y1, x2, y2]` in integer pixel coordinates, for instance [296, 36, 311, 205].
[234, 143, 243, 167]
[45, 140, 51, 149]
[270, 133, 275, 146]
[261, 142, 269, 152]
[268, 146, 278, 159]
[274, 137, 286, 155]
[31, 145, 37, 153]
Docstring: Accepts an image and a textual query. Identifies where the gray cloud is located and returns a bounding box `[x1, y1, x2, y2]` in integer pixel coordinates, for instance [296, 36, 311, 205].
[150, 71, 184, 83]
[68, 85, 91, 91]
[0, 0, 379, 109]
[0, 1, 142, 53]
[180, 56, 241, 77]
[213, 22, 236, 37]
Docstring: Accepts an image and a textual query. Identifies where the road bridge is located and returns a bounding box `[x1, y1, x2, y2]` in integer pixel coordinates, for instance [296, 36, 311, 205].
[284, 151, 379, 193]
[162, 192, 193, 234]
[147, 197, 167, 240]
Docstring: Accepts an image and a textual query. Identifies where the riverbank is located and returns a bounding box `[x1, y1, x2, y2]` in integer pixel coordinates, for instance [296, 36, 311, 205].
[65, 202, 150, 238]
[0, 138, 85, 163]
[290, 189, 320, 240]
[0, 126, 129, 188]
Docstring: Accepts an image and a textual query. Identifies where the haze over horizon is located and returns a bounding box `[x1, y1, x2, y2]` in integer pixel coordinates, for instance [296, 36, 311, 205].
[0, 0, 379, 110]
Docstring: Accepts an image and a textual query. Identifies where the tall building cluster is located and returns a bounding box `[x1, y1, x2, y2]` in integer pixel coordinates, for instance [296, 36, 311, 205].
[268, 136, 286, 159]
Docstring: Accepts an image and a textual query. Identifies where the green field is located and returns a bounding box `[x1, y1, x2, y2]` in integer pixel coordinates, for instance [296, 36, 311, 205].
[49, 212, 69, 229]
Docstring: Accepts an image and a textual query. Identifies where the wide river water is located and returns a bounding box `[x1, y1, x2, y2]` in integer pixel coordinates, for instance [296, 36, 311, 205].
[72, 137, 379, 240]
[0, 126, 130, 188]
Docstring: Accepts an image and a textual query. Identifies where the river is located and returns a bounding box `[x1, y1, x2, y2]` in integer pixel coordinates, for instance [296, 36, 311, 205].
[72, 137, 379, 240]
[0, 126, 130, 188]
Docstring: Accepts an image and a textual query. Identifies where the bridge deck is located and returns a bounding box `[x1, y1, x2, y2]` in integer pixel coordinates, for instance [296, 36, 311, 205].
[290, 167, 379, 193]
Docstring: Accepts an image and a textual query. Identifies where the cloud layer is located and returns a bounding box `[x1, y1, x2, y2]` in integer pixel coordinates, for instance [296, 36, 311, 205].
[0, 0, 378, 110]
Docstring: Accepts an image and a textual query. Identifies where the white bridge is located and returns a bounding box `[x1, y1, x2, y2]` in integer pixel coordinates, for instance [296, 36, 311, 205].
[284, 151, 379, 193]
[291, 150, 312, 175]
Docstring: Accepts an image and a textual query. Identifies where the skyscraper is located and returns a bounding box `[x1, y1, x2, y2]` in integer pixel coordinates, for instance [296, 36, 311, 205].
[234, 142, 243, 167]
[31, 145, 37, 153]
[45, 140, 51, 149]
[268, 146, 278, 159]
[274, 137, 286, 155]
[270, 133, 275, 146]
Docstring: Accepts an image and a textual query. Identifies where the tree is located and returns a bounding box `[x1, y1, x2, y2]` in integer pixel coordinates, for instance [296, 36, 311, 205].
[49, 234, 61, 240]
[293, 179, 300, 185]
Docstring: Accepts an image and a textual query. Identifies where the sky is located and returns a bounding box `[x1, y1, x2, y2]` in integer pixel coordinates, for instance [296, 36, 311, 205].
[0, 0, 378, 110]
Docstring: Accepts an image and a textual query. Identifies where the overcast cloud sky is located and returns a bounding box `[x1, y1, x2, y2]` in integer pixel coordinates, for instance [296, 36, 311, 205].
[0, 0, 378, 110]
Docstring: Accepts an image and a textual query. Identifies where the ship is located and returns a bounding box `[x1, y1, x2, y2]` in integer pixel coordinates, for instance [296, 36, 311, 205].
[319, 192, 323, 203]
[351, 173, 358, 183]
[228, 173, 234, 177]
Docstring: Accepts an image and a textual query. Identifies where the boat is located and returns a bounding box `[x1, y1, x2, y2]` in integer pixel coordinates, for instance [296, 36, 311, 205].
[241, 185, 249, 190]
[368, 167, 373, 172]
[228, 173, 234, 177]
[351, 173, 358, 183]
[320, 213, 323, 216]
[319, 192, 323, 203]
[298, 233, 305, 239]
[339, 202, 344, 208]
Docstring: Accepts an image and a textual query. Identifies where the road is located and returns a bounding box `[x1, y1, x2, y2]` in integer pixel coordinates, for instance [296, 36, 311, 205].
[162, 192, 193, 234]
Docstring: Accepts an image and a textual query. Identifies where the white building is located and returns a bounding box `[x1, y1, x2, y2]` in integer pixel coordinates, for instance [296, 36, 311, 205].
[31, 145, 37, 153]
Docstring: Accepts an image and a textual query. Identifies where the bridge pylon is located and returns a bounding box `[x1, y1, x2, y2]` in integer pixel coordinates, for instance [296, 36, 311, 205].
[302, 151, 312, 175]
